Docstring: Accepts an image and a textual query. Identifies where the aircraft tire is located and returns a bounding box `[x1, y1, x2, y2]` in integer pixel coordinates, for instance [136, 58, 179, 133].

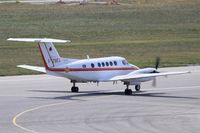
[124, 89, 132, 95]
[71, 87, 79, 92]
[135, 85, 141, 92]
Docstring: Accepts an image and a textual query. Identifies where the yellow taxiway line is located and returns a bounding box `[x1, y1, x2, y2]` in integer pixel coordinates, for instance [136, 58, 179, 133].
[12, 101, 72, 133]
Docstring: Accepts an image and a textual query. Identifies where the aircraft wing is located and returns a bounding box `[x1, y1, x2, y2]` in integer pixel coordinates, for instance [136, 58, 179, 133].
[17, 65, 46, 73]
[110, 71, 190, 81]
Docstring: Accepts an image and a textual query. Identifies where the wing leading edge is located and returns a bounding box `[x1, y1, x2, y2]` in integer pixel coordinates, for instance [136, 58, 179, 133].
[110, 71, 190, 81]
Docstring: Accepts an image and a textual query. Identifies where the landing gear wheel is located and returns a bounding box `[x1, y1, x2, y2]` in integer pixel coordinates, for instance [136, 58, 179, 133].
[135, 85, 141, 92]
[71, 87, 79, 92]
[124, 89, 132, 95]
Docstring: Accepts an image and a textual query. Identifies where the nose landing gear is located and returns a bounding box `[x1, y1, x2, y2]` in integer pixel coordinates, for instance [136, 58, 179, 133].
[135, 85, 141, 92]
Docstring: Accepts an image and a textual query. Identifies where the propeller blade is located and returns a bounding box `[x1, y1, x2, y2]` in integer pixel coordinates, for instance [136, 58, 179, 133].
[155, 57, 160, 70]
[152, 77, 157, 87]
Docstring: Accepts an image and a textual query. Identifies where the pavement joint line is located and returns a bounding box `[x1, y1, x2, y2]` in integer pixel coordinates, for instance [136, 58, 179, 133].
[145, 85, 200, 91]
[75, 85, 200, 94]
[1, 85, 199, 98]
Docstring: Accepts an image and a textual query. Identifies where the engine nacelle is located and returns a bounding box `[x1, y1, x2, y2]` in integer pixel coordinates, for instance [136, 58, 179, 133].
[134, 68, 157, 74]
[123, 68, 158, 85]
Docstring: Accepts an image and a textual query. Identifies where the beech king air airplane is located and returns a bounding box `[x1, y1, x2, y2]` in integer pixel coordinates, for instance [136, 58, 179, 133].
[8, 38, 190, 95]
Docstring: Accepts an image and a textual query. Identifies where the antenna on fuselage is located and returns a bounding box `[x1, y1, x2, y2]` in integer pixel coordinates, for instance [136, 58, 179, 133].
[86, 55, 90, 59]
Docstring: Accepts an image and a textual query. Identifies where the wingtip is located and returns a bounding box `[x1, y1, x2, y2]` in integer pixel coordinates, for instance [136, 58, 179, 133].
[17, 64, 26, 68]
[7, 38, 14, 41]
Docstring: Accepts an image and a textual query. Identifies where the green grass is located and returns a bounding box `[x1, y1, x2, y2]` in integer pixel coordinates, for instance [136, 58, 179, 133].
[0, 3, 200, 76]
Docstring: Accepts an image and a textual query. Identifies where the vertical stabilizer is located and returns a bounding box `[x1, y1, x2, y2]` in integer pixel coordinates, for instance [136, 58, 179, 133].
[39, 42, 62, 68]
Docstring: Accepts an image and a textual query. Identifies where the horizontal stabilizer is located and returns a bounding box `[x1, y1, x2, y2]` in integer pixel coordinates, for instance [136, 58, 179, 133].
[7, 38, 71, 43]
[17, 65, 46, 73]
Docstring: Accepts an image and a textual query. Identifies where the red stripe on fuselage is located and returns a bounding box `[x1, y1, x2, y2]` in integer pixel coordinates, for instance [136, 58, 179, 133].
[46, 67, 138, 72]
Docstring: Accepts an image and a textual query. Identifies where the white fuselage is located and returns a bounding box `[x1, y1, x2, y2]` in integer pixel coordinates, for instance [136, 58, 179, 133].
[8, 38, 189, 95]
[47, 56, 140, 82]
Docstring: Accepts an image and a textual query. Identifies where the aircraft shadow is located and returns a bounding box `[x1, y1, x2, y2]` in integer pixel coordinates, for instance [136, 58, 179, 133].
[28, 89, 199, 100]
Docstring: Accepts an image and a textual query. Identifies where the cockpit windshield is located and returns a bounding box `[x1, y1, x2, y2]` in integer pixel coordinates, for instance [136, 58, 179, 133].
[122, 60, 128, 65]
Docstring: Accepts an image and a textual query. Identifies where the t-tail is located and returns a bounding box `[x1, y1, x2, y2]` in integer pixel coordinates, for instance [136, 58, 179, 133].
[7, 38, 71, 69]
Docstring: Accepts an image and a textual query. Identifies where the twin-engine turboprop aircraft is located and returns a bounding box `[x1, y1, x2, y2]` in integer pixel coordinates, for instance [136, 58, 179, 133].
[8, 38, 189, 95]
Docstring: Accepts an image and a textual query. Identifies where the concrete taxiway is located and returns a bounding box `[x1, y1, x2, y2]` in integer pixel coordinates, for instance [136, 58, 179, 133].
[0, 66, 200, 133]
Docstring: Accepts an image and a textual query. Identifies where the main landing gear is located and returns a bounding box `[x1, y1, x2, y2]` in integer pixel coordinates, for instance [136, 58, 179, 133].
[124, 84, 141, 95]
[135, 85, 141, 92]
[71, 81, 79, 92]
[124, 84, 132, 95]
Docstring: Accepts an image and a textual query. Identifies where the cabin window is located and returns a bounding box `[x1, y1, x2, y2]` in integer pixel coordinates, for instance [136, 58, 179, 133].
[106, 62, 109, 66]
[82, 64, 86, 68]
[114, 61, 117, 66]
[102, 62, 105, 67]
[91, 63, 95, 68]
[98, 63, 101, 67]
[110, 61, 113, 66]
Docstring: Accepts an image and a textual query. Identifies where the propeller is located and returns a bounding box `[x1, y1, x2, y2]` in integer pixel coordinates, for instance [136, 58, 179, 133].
[152, 77, 157, 87]
[152, 57, 161, 87]
[155, 57, 160, 70]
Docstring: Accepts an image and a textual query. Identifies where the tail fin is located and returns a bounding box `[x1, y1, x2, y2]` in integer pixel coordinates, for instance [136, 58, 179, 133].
[39, 42, 63, 68]
[7, 38, 70, 68]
